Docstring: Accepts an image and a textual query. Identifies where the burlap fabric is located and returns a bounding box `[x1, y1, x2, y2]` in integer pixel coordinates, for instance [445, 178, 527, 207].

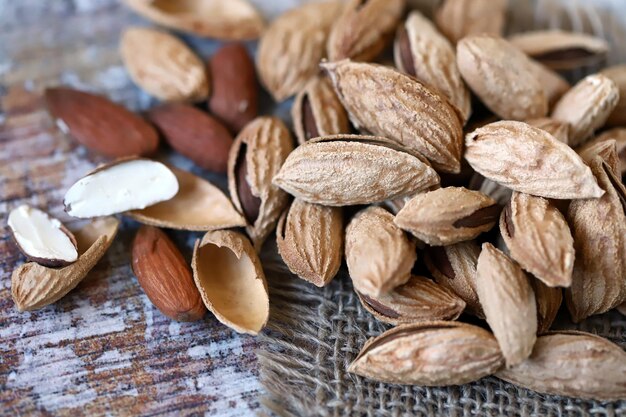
[257, 1, 626, 415]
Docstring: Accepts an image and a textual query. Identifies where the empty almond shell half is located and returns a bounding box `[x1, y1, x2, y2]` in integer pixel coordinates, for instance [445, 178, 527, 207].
[8, 205, 78, 267]
[64, 158, 179, 218]
[127, 166, 245, 231]
[192, 230, 269, 335]
[11, 217, 119, 311]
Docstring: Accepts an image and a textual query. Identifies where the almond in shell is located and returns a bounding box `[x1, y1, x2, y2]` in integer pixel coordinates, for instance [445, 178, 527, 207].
[435, 0, 507, 44]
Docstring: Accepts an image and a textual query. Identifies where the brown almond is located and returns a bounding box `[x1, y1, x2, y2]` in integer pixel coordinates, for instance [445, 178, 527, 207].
[527, 60, 571, 109]
[146, 103, 233, 173]
[551, 74, 619, 147]
[525, 117, 569, 144]
[357, 275, 466, 325]
[424, 241, 483, 318]
[465, 121, 604, 199]
[44, 87, 158, 158]
[120, 27, 209, 102]
[476, 243, 537, 367]
[322, 60, 464, 173]
[273, 135, 440, 206]
[327, 0, 405, 62]
[11, 217, 119, 311]
[349, 321, 504, 386]
[508, 30, 608, 71]
[530, 277, 562, 334]
[208, 43, 258, 133]
[257, 1, 343, 101]
[500, 192, 574, 287]
[124, 0, 265, 40]
[192, 230, 269, 335]
[497, 331, 626, 401]
[457, 35, 548, 121]
[435, 0, 507, 44]
[346, 206, 416, 297]
[132, 226, 205, 321]
[291, 75, 350, 144]
[276, 199, 343, 287]
[228, 117, 294, 250]
[395, 187, 499, 246]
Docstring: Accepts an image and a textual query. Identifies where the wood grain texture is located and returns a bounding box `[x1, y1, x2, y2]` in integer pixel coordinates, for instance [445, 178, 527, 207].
[0, 1, 273, 415]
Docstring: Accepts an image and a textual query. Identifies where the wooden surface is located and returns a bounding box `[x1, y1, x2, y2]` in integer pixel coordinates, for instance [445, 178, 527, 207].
[0, 1, 292, 415]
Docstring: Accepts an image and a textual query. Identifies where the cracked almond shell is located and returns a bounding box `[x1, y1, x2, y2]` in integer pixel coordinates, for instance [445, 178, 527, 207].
[256, 0, 343, 101]
[273, 135, 440, 206]
[500, 192, 574, 287]
[120, 27, 209, 102]
[276, 199, 343, 287]
[127, 166, 245, 231]
[228, 117, 293, 250]
[508, 30, 608, 71]
[475, 243, 537, 367]
[346, 206, 416, 297]
[124, 0, 264, 40]
[465, 121, 604, 199]
[496, 331, 626, 401]
[579, 128, 626, 175]
[395, 187, 499, 246]
[192, 230, 268, 335]
[322, 60, 463, 173]
[291, 75, 350, 144]
[357, 275, 465, 325]
[551, 74, 619, 147]
[11, 217, 119, 311]
[457, 35, 548, 121]
[349, 321, 504, 386]
[327, 0, 405, 62]
[394, 11, 471, 123]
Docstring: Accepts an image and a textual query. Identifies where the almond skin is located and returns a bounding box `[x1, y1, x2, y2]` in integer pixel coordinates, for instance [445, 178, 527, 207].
[208, 43, 258, 133]
[45, 87, 159, 158]
[146, 103, 233, 173]
[132, 226, 205, 322]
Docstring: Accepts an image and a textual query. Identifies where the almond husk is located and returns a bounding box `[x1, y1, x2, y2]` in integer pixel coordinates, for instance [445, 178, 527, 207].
[465, 121, 604, 199]
[291, 75, 350, 144]
[11, 217, 119, 311]
[395, 187, 499, 246]
[424, 241, 483, 318]
[256, 0, 343, 101]
[127, 166, 245, 231]
[357, 275, 466, 325]
[435, 0, 507, 44]
[551, 74, 619, 147]
[273, 135, 440, 206]
[496, 331, 626, 401]
[346, 206, 416, 297]
[228, 117, 293, 250]
[348, 321, 504, 386]
[566, 157, 626, 322]
[457, 35, 548, 121]
[124, 0, 264, 40]
[276, 199, 343, 287]
[192, 230, 268, 335]
[327, 0, 405, 62]
[322, 60, 463, 173]
[475, 243, 537, 367]
[120, 27, 209, 102]
[500, 192, 574, 287]
[394, 11, 471, 123]
[508, 30, 608, 70]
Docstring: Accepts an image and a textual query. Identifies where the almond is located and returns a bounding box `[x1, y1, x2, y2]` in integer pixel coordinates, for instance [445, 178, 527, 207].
[146, 103, 233, 172]
[44, 87, 158, 158]
[601, 65, 626, 127]
[208, 43, 258, 133]
[132, 226, 205, 321]
[435, 0, 507, 44]
[120, 27, 209, 102]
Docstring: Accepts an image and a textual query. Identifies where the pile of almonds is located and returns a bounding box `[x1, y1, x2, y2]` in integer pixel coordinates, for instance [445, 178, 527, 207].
[7, 0, 626, 402]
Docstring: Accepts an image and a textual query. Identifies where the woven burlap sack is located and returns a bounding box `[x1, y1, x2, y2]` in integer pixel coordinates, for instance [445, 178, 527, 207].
[256, 1, 626, 416]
